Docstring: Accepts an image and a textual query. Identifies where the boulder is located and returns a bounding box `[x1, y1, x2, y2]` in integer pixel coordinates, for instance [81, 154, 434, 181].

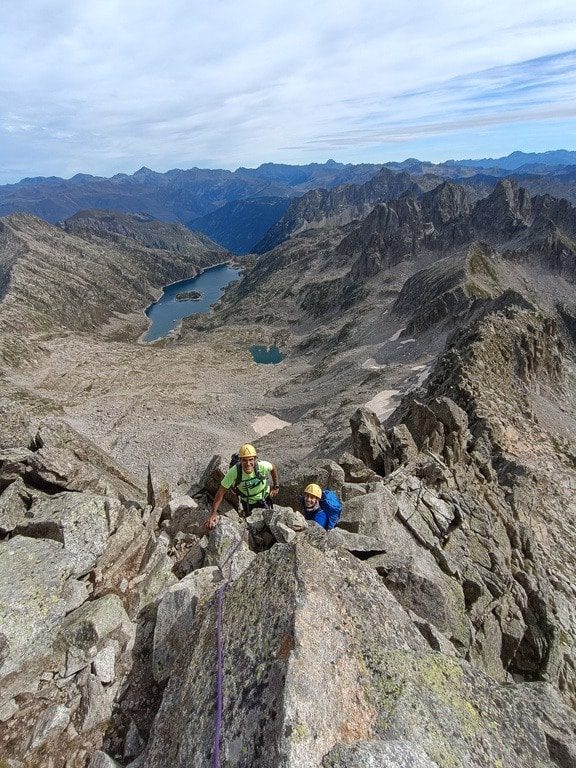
[164, 501, 210, 537]
[92, 641, 119, 684]
[58, 594, 134, 676]
[27, 704, 71, 752]
[429, 396, 469, 434]
[338, 488, 397, 539]
[0, 698, 19, 723]
[77, 673, 119, 733]
[0, 398, 34, 450]
[27, 418, 145, 500]
[0, 536, 88, 688]
[396, 396, 471, 468]
[199, 453, 226, 497]
[141, 542, 425, 768]
[204, 517, 256, 581]
[88, 752, 124, 768]
[0, 477, 35, 534]
[128, 532, 179, 613]
[246, 508, 267, 533]
[264, 506, 308, 543]
[338, 452, 382, 484]
[403, 399, 444, 454]
[91, 505, 151, 599]
[172, 536, 207, 578]
[367, 543, 470, 650]
[10, 492, 122, 576]
[387, 424, 419, 468]
[325, 527, 388, 556]
[245, 509, 275, 551]
[0, 449, 34, 493]
[323, 739, 440, 767]
[152, 566, 222, 683]
[169, 493, 198, 514]
[340, 482, 367, 502]
[350, 407, 391, 476]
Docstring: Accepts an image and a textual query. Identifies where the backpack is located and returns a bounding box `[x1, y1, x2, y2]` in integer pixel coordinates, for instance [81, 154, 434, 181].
[228, 453, 264, 492]
[319, 489, 342, 530]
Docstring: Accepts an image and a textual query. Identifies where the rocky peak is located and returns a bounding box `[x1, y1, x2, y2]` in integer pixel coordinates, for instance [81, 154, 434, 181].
[421, 181, 472, 226]
[363, 166, 421, 199]
[133, 166, 156, 177]
[255, 168, 422, 253]
[340, 195, 425, 276]
[530, 194, 576, 239]
[472, 179, 533, 238]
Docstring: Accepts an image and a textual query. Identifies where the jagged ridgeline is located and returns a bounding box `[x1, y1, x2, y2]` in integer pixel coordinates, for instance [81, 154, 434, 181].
[1, 165, 576, 767]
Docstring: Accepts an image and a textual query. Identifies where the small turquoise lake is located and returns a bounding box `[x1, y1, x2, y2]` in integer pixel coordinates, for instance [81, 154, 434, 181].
[250, 345, 285, 364]
[144, 263, 241, 342]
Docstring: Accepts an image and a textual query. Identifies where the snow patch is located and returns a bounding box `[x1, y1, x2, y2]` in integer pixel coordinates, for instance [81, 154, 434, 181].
[361, 358, 384, 370]
[416, 366, 431, 387]
[389, 328, 405, 342]
[252, 413, 291, 437]
[364, 389, 401, 419]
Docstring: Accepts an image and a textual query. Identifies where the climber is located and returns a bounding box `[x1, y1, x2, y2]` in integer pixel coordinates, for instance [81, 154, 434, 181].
[206, 443, 279, 529]
[301, 483, 342, 530]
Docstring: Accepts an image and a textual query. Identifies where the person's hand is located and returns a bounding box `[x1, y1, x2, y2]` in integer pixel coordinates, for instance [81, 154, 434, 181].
[205, 512, 218, 530]
[270, 486, 279, 498]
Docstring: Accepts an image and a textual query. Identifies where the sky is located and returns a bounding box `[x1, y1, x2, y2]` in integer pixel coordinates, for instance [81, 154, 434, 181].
[1, 0, 576, 184]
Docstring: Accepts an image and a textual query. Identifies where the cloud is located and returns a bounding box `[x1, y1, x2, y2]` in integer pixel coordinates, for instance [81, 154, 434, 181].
[1, 0, 576, 181]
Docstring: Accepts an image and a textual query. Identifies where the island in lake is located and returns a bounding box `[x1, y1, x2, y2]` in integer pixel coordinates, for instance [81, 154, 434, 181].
[175, 290, 202, 301]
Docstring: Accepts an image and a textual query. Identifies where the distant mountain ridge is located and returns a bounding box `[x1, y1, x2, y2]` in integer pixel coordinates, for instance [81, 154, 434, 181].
[1, 151, 575, 254]
[0, 161, 384, 226]
[447, 149, 576, 170]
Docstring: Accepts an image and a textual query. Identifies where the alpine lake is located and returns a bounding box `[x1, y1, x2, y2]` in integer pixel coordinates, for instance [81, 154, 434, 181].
[144, 264, 285, 364]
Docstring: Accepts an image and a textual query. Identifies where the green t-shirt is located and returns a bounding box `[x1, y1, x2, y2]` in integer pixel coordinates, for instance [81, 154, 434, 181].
[221, 460, 273, 502]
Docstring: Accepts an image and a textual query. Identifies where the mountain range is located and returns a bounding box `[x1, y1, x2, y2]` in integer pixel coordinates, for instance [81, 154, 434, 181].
[1, 153, 576, 767]
[1, 151, 575, 255]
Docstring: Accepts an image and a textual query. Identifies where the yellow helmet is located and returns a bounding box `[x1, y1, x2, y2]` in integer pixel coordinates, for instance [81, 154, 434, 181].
[238, 443, 257, 458]
[304, 483, 322, 499]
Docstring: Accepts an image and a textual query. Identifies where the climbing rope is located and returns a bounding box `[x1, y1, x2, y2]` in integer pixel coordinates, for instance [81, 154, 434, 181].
[212, 537, 244, 768]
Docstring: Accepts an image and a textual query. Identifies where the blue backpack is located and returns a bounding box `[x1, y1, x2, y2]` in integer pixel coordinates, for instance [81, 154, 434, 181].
[310, 489, 342, 530]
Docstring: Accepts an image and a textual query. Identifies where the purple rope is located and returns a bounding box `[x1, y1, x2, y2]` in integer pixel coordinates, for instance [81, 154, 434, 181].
[211, 537, 244, 768]
[212, 584, 225, 768]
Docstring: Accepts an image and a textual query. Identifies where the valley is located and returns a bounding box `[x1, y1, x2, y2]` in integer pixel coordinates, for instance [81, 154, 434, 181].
[3, 170, 576, 489]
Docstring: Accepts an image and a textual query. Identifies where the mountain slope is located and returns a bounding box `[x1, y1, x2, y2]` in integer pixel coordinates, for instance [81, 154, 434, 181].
[0, 212, 228, 364]
[190, 196, 291, 254]
[61, 209, 224, 259]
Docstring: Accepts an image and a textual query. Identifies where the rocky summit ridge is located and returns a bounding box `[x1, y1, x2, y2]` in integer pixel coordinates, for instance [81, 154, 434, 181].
[1, 164, 576, 767]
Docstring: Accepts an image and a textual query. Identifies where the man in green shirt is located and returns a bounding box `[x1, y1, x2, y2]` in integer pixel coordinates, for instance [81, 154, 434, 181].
[206, 443, 279, 529]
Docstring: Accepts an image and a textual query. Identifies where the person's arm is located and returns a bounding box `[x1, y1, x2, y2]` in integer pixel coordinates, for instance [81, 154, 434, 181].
[269, 463, 279, 498]
[206, 485, 226, 529]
